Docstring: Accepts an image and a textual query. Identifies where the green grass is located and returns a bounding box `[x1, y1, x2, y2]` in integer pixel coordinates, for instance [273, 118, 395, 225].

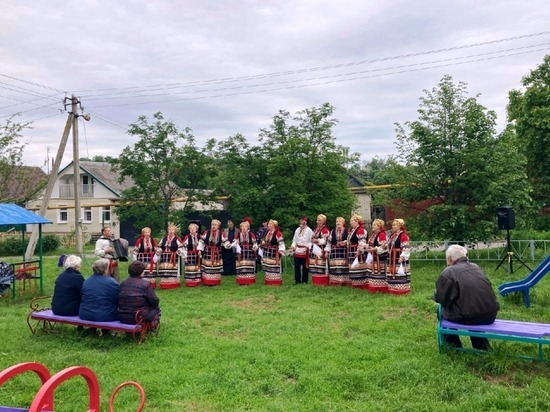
[1, 256, 550, 411]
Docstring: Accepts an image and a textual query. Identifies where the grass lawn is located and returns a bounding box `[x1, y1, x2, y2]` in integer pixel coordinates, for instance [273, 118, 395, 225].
[1, 254, 550, 411]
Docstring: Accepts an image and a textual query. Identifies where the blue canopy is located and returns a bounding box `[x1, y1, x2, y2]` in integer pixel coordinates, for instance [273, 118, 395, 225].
[0, 203, 52, 226]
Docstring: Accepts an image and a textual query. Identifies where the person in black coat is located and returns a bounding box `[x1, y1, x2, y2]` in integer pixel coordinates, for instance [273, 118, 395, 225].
[434, 244, 500, 350]
[51, 255, 85, 316]
[222, 219, 239, 275]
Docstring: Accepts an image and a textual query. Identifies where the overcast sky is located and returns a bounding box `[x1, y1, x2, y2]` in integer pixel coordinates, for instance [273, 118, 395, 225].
[1, 1, 549, 170]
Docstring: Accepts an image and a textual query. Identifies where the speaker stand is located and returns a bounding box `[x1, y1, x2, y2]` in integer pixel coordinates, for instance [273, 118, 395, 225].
[495, 229, 532, 274]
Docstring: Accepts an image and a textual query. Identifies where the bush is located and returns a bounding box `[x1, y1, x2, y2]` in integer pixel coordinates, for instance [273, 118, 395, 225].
[0, 237, 25, 256]
[40, 234, 61, 253]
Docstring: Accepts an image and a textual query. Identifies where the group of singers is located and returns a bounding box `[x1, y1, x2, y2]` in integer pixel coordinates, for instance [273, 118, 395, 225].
[99, 214, 411, 294]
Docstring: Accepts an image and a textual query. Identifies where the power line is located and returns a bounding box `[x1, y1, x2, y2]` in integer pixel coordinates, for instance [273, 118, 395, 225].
[87, 46, 548, 109]
[74, 30, 550, 97]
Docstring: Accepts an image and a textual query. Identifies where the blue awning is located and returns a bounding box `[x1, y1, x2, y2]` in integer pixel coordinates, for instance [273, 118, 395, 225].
[0, 204, 52, 225]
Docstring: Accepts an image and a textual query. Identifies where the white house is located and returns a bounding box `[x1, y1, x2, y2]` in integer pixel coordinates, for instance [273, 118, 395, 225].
[29, 161, 133, 240]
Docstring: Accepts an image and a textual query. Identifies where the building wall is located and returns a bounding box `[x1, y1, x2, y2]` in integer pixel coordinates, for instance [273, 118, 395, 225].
[353, 192, 372, 224]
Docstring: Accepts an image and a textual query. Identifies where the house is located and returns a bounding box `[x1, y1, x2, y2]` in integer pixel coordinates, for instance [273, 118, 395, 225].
[28, 161, 133, 240]
[348, 175, 372, 224]
[0, 165, 47, 205]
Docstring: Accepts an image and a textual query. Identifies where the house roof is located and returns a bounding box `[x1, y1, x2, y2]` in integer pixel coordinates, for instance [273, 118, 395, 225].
[60, 161, 134, 197]
[0, 165, 47, 202]
[0, 203, 52, 225]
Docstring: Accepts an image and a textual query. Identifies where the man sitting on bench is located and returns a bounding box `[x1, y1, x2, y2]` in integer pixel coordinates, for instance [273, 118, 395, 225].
[434, 244, 500, 351]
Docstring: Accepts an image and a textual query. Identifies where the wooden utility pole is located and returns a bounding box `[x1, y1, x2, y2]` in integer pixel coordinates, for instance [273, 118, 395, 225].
[25, 100, 74, 260]
[72, 96, 83, 256]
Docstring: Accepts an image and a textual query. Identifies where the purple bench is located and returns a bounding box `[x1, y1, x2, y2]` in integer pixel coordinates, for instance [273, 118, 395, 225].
[437, 306, 550, 361]
[27, 297, 158, 344]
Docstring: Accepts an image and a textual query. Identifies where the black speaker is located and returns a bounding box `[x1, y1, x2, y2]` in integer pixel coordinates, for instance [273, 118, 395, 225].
[497, 207, 515, 230]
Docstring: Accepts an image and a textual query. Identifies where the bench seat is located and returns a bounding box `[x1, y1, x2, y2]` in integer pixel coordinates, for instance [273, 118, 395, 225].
[27, 296, 158, 344]
[437, 306, 550, 361]
[29, 310, 142, 333]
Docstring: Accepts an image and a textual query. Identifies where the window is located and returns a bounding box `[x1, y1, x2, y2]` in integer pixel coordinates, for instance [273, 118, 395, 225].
[101, 206, 111, 224]
[58, 207, 68, 223]
[82, 207, 92, 223]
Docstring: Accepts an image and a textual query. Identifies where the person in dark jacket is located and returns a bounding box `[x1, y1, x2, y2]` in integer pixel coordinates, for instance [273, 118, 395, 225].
[434, 244, 500, 350]
[79, 258, 119, 322]
[51, 255, 85, 316]
[118, 261, 161, 324]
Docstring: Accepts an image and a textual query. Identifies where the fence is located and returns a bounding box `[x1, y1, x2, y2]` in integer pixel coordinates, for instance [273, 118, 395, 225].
[410, 240, 550, 262]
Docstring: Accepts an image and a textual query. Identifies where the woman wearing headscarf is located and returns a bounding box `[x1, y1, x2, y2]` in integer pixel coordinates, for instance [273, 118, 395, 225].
[385, 218, 411, 295]
[260, 219, 286, 285]
[181, 222, 202, 287]
[366, 219, 388, 293]
[235, 218, 258, 285]
[198, 219, 227, 286]
[325, 217, 349, 286]
[309, 214, 330, 285]
[347, 213, 369, 289]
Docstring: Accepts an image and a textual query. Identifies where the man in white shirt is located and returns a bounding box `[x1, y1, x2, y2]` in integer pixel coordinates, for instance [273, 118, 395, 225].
[289, 216, 313, 284]
[95, 226, 119, 282]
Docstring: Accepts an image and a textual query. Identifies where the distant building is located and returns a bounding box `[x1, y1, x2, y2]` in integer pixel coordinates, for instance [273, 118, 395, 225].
[0, 165, 47, 205]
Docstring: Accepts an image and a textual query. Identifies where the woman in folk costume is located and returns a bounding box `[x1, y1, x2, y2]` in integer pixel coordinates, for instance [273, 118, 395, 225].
[365, 219, 389, 293]
[325, 217, 349, 286]
[260, 219, 286, 286]
[133, 226, 158, 287]
[156, 224, 182, 289]
[235, 218, 258, 285]
[198, 219, 227, 286]
[347, 214, 369, 289]
[385, 218, 411, 295]
[309, 214, 330, 286]
[181, 222, 202, 287]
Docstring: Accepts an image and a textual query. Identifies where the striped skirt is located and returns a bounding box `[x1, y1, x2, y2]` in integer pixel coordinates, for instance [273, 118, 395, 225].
[202, 246, 222, 286]
[158, 252, 180, 289]
[135, 252, 157, 288]
[184, 251, 201, 287]
[328, 246, 349, 286]
[236, 245, 256, 285]
[262, 246, 282, 285]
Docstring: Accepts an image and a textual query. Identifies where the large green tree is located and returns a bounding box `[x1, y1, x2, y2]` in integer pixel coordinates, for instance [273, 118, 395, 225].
[111, 112, 212, 233]
[208, 103, 357, 235]
[507, 54, 550, 212]
[259, 103, 357, 232]
[391, 75, 531, 240]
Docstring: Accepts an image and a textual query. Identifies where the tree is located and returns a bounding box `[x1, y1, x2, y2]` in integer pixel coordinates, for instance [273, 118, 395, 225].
[0, 117, 45, 204]
[348, 155, 399, 185]
[507, 55, 550, 212]
[110, 112, 212, 233]
[259, 103, 357, 233]
[392, 75, 531, 240]
[206, 134, 270, 225]
[207, 103, 358, 236]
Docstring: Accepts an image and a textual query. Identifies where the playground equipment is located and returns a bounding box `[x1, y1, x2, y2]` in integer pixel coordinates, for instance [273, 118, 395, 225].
[498, 254, 550, 307]
[0, 362, 145, 411]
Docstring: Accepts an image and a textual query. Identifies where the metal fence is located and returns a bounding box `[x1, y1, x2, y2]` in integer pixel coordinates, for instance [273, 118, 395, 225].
[410, 240, 550, 262]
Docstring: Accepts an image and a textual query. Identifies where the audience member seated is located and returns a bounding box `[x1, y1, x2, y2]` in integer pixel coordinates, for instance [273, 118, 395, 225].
[51, 255, 85, 316]
[79, 258, 119, 322]
[119, 261, 161, 325]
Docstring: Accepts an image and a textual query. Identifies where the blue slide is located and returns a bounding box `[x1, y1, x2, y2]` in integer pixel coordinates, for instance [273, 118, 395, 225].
[498, 254, 550, 307]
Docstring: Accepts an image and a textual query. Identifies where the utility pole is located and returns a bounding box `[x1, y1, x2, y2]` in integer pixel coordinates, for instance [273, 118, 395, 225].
[72, 95, 83, 256]
[25, 99, 74, 260]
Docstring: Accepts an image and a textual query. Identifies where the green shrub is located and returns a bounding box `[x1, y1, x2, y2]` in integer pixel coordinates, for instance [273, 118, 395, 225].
[0, 237, 26, 256]
[40, 234, 61, 253]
